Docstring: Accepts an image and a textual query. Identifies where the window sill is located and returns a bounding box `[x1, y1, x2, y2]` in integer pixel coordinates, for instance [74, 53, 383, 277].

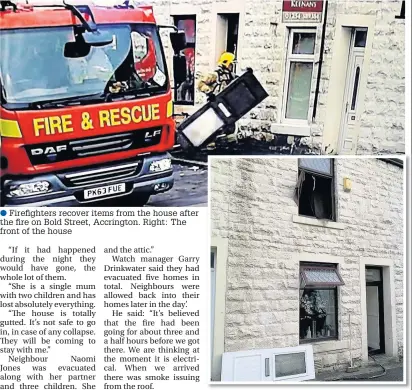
[293, 215, 345, 230]
[173, 105, 198, 115]
[271, 123, 311, 137]
[300, 336, 338, 345]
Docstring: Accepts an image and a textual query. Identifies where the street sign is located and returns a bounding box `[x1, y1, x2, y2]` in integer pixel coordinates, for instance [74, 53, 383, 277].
[282, 0, 324, 23]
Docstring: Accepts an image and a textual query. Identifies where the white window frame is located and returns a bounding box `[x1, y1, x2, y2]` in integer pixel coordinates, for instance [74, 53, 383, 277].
[221, 345, 315, 382]
[281, 28, 317, 125]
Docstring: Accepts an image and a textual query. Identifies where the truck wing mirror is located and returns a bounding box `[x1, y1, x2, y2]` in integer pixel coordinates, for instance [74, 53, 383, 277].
[173, 55, 187, 85]
[170, 31, 186, 54]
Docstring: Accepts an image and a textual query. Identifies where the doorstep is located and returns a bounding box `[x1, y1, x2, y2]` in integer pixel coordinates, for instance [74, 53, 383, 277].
[310, 356, 402, 381]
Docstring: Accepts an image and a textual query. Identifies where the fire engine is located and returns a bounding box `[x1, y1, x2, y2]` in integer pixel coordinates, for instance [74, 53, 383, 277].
[0, 0, 187, 206]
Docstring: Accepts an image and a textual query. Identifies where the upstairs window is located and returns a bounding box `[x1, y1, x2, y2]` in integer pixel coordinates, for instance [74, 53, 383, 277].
[294, 159, 336, 221]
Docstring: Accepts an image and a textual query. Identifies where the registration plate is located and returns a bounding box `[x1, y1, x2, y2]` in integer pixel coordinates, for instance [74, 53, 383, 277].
[84, 183, 126, 200]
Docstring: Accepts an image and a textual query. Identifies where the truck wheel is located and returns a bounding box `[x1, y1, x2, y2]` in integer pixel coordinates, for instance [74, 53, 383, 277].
[122, 193, 151, 207]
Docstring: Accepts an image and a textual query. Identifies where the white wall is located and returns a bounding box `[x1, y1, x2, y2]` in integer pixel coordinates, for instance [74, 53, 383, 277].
[210, 157, 404, 374]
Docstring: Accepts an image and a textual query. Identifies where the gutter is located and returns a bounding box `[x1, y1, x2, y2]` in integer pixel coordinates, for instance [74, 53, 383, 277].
[378, 158, 404, 168]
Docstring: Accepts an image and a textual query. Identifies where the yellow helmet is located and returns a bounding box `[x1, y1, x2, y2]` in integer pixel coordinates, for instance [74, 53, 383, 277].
[218, 52, 235, 67]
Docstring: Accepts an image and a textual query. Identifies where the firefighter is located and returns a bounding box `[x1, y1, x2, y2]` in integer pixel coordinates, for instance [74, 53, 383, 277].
[197, 52, 236, 99]
[197, 52, 238, 145]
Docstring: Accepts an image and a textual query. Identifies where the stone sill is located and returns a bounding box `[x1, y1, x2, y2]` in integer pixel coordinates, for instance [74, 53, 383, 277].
[271, 123, 311, 137]
[312, 339, 350, 353]
[173, 105, 198, 115]
[293, 215, 345, 230]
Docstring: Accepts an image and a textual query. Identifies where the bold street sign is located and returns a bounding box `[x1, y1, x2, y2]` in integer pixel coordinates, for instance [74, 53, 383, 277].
[282, 0, 324, 23]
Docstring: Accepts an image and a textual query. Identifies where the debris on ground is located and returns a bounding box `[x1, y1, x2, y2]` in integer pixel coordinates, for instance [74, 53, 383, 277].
[172, 132, 316, 162]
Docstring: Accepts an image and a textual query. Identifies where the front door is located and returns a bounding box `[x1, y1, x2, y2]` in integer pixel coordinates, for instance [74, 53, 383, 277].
[338, 28, 367, 154]
[365, 267, 385, 354]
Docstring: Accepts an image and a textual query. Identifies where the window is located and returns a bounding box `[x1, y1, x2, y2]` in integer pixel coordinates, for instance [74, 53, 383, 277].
[351, 66, 361, 110]
[173, 15, 196, 105]
[354, 29, 367, 48]
[299, 263, 344, 343]
[275, 352, 306, 378]
[294, 158, 336, 221]
[0, 24, 168, 107]
[283, 29, 316, 121]
[395, 1, 405, 19]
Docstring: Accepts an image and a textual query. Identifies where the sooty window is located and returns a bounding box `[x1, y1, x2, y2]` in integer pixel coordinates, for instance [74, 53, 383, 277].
[294, 159, 335, 221]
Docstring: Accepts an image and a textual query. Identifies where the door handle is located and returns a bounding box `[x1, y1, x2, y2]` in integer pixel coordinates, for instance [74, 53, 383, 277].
[265, 358, 270, 377]
[345, 102, 349, 113]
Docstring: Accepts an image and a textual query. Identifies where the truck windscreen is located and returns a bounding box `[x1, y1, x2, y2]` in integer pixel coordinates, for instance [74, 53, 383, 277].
[0, 23, 168, 108]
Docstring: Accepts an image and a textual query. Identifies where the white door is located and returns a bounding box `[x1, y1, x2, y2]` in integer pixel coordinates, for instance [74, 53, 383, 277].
[211, 250, 216, 364]
[338, 29, 367, 153]
[222, 349, 271, 382]
[366, 285, 380, 351]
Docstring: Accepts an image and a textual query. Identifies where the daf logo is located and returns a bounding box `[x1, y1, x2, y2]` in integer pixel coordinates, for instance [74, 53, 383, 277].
[145, 129, 162, 139]
[31, 145, 68, 155]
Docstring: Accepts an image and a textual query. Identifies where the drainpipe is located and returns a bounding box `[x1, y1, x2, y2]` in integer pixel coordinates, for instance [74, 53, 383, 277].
[312, 0, 328, 121]
[346, 313, 359, 373]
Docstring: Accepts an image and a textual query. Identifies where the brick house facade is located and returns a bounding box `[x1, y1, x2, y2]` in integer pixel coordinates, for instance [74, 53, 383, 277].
[210, 157, 404, 380]
[151, 0, 405, 155]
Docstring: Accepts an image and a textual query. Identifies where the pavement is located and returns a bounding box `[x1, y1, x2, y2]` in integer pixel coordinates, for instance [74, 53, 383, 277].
[357, 367, 403, 381]
[148, 162, 208, 207]
[313, 355, 404, 382]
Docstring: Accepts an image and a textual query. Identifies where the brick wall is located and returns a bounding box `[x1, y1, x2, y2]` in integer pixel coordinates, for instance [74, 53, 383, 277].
[150, 0, 405, 154]
[210, 157, 403, 372]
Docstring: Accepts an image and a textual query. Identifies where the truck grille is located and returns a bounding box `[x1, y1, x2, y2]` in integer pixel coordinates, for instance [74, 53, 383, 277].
[26, 127, 163, 165]
[70, 133, 134, 157]
[59, 161, 142, 187]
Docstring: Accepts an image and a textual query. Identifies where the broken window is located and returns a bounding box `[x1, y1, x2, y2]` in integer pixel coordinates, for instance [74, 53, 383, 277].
[294, 158, 335, 221]
[299, 263, 344, 342]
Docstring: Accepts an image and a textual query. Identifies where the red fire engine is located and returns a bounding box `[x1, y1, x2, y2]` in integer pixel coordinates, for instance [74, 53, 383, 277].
[0, 0, 186, 206]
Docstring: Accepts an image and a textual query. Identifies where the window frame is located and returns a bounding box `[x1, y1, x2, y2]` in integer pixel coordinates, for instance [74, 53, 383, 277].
[300, 265, 345, 288]
[298, 158, 334, 177]
[173, 14, 197, 106]
[297, 159, 336, 222]
[281, 28, 317, 124]
[299, 262, 340, 344]
[395, 1, 405, 19]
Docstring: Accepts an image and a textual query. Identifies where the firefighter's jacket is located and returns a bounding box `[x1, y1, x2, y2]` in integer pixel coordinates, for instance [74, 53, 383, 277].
[197, 65, 236, 96]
